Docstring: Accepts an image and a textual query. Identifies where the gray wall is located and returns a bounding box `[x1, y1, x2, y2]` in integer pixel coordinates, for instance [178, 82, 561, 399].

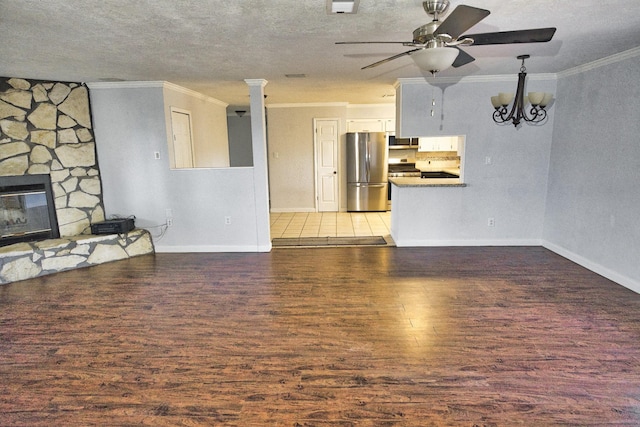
[392, 76, 556, 245]
[88, 82, 268, 252]
[227, 114, 253, 167]
[543, 54, 640, 291]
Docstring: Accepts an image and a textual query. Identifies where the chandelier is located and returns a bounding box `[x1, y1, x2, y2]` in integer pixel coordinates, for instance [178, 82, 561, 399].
[491, 55, 553, 127]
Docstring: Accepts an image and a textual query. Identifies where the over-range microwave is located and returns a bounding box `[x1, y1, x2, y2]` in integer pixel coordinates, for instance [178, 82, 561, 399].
[388, 135, 419, 149]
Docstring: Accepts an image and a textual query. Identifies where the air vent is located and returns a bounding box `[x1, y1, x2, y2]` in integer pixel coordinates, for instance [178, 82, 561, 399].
[285, 74, 307, 78]
[326, 0, 359, 14]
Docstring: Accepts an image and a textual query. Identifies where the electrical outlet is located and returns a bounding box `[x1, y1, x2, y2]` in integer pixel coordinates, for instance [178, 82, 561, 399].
[154, 151, 161, 160]
[488, 217, 495, 227]
[225, 216, 231, 225]
[167, 218, 173, 227]
[485, 156, 492, 165]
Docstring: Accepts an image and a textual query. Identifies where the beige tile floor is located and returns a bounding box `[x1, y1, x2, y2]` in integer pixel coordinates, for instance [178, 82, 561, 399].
[270, 212, 391, 239]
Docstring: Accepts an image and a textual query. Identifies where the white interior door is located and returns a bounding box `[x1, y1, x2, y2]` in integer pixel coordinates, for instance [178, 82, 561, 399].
[315, 119, 339, 212]
[170, 108, 194, 168]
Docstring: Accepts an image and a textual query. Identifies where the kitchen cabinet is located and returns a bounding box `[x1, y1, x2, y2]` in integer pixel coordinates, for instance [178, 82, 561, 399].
[347, 119, 385, 133]
[418, 136, 459, 152]
[384, 119, 395, 133]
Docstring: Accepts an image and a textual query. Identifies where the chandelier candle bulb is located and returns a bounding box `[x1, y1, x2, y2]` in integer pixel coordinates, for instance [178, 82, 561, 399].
[528, 92, 545, 106]
[498, 92, 514, 106]
[540, 93, 553, 107]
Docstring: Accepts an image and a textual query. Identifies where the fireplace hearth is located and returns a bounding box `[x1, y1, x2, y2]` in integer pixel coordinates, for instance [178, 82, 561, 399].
[0, 175, 60, 247]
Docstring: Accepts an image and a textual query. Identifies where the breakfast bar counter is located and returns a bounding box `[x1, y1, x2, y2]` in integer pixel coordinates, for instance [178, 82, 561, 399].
[389, 177, 467, 187]
[389, 177, 468, 247]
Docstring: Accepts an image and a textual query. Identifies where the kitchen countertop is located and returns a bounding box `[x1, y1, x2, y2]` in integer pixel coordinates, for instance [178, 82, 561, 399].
[389, 177, 467, 187]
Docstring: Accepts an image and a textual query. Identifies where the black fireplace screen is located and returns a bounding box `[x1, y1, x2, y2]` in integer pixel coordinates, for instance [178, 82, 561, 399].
[0, 175, 60, 247]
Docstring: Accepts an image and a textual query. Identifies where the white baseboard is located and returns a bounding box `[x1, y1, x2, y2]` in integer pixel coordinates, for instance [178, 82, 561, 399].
[155, 244, 271, 253]
[270, 208, 316, 213]
[393, 238, 542, 247]
[542, 241, 640, 294]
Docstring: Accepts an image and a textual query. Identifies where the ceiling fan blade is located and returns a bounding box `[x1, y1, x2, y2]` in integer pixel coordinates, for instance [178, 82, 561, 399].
[452, 48, 475, 68]
[361, 49, 420, 70]
[435, 5, 490, 39]
[461, 27, 557, 45]
[336, 41, 410, 45]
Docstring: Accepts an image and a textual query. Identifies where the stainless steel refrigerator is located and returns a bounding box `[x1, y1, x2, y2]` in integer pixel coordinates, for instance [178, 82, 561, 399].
[347, 132, 389, 212]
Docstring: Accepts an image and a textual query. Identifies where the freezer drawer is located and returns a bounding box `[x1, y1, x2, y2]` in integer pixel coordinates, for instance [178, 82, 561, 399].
[347, 183, 388, 212]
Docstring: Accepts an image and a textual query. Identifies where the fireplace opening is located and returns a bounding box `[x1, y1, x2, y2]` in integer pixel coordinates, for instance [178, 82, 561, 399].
[0, 175, 60, 247]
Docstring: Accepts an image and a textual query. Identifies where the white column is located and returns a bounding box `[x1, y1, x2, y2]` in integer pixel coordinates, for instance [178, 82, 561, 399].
[245, 79, 271, 251]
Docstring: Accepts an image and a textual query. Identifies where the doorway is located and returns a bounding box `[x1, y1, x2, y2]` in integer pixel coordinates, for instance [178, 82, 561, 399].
[314, 119, 339, 212]
[170, 107, 195, 168]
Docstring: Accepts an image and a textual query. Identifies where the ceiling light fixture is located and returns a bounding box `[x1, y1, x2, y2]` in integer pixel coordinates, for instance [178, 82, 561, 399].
[410, 47, 459, 73]
[327, 0, 359, 14]
[491, 55, 553, 127]
[410, 47, 459, 117]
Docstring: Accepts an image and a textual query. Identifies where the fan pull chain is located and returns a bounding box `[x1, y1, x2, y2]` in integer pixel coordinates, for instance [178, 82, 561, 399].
[430, 83, 435, 117]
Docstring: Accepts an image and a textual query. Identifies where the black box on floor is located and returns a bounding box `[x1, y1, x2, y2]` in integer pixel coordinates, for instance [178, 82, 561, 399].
[91, 218, 135, 234]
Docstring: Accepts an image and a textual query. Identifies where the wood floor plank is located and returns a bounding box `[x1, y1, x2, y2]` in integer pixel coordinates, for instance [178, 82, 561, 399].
[1, 247, 640, 425]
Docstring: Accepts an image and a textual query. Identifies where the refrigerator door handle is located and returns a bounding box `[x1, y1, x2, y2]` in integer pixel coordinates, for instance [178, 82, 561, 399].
[366, 140, 371, 181]
[353, 183, 386, 188]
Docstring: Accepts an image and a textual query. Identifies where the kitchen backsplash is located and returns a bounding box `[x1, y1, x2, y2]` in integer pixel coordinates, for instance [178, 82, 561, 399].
[388, 150, 460, 172]
[415, 151, 460, 171]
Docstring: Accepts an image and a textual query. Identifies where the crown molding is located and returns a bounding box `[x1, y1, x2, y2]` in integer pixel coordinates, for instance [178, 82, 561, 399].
[557, 46, 640, 78]
[267, 102, 349, 109]
[86, 81, 164, 89]
[162, 82, 228, 107]
[86, 81, 228, 107]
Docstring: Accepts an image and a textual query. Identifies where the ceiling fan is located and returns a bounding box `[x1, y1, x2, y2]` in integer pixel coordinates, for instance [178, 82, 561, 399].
[336, 0, 556, 73]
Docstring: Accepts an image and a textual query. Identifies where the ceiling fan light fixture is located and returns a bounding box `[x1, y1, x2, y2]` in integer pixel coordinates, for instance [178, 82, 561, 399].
[411, 47, 459, 73]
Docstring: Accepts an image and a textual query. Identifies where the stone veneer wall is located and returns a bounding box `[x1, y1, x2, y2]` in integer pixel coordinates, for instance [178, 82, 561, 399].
[0, 229, 154, 284]
[0, 77, 155, 284]
[0, 77, 104, 235]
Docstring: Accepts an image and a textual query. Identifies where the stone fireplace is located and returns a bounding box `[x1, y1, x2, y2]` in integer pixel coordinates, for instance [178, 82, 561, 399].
[1, 174, 59, 246]
[0, 77, 153, 284]
[1, 77, 104, 231]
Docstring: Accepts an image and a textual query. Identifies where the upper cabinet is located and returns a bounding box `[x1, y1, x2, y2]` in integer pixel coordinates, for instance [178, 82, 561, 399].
[347, 119, 385, 133]
[346, 119, 395, 133]
[384, 119, 395, 133]
[418, 136, 459, 152]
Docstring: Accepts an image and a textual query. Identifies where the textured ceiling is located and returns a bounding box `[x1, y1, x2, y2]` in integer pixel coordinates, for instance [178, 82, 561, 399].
[1, 0, 639, 110]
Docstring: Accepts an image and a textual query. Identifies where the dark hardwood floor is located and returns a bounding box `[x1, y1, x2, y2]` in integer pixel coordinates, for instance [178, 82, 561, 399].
[1, 246, 640, 426]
